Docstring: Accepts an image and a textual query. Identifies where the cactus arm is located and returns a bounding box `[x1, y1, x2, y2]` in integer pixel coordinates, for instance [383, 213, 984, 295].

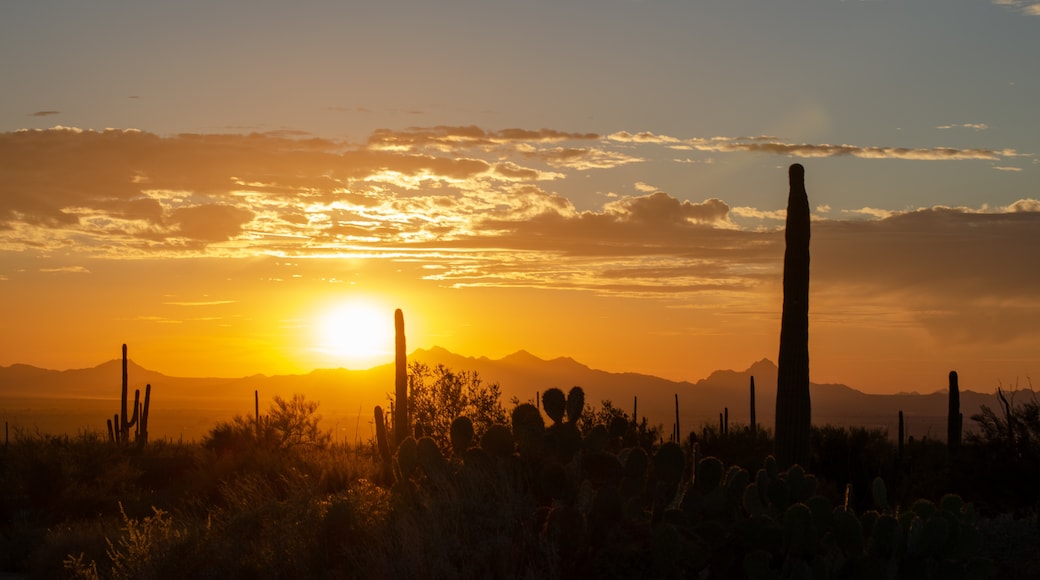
[139, 384, 151, 444]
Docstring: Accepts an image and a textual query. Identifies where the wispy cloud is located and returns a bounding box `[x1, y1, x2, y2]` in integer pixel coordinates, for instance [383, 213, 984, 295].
[992, 0, 1040, 16]
[690, 139, 1011, 161]
[729, 207, 786, 221]
[842, 207, 896, 219]
[936, 123, 989, 131]
[29, 111, 60, 117]
[609, 130, 1016, 161]
[38, 266, 90, 273]
[368, 125, 600, 151]
[163, 300, 237, 307]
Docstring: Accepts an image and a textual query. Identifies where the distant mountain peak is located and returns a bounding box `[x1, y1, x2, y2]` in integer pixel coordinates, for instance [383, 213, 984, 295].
[417, 345, 454, 357]
[693, 359, 778, 392]
[748, 358, 778, 375]
[500, 349, 543, 364]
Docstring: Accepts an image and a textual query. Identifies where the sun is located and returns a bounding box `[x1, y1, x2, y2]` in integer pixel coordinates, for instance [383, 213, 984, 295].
[313, 299, 395, 369]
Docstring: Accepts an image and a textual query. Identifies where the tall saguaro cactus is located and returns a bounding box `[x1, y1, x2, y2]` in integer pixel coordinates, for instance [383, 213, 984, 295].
[948, 370, 962, 455]
[394, 308, 408, 447]
[106, 344, 150, 445]
[775, 163, 812, 469]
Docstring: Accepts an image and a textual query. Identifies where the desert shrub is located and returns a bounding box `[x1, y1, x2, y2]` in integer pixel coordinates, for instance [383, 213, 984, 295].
[0, 431, 144, 522]
[695, 422, 773, 474]
[34, 518, 116, 579]
[896, 435, 952, 506]
[351, 457, 551, 578]
[203, 393, 330, 455]
[105, 504, 188, 579]
[37, 445, 383, 579]
[810, 425, 896, 511]
[405, 362, 508, 452]
[971, 385, 1040, 451]
[201, 415, 258, 455]
[130, 440, 200, 507]
[577, 398, 628, 434]
[197, 473, 324, 577]
[959, 386, 1040, 514]
[976, 513, 1040, 578]
[267, 393, 332, 450]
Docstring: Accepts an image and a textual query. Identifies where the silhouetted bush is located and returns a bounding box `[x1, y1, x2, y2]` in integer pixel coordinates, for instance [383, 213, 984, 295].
[404, 362, 508, 453]
[204, 393, 330, 455]
[810, 425, 895, 511]
[695, 422, 773, 475]
[958, 387, 1040, 515]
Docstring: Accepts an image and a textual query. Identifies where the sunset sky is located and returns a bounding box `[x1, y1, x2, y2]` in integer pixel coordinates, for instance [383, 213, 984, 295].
[1, 1, 1038, 395]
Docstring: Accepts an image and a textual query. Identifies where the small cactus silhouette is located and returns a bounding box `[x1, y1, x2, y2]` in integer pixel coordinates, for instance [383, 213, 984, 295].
[541, 388, 566, 424]
[652, 442, 685, 488]
[512, 403, 545, 457]
[565, 386, 585, 423]
[449, 416, 474, 457]
[374, 406, 392, 468]
[480, 424, 514, 457]
[395, 436, 418, 480]
[749, 376, 757, 438]
[416, 436, 447, 480]
[948, 370, 962, 455]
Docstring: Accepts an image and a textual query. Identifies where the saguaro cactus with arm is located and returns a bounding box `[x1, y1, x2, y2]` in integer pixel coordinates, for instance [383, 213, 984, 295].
[775, 163, 812, 469]
[109, 344, 150, 445]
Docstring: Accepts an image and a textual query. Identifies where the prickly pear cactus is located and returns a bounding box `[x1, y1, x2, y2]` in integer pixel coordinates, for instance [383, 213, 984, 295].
[395, 436, 418, 481]
[512, 403, 545, 458]
[541, 388, 566, 425]
[416, 436, 447, 481]
[449, 416, 474, 457]
[566, 386, 585, 423]
[871, 476, 889, 512]
[480, 424, 514, 457]
[620, 447, 649, 500]
[695, 456, 725, 493]
[652, 442, 685, 488]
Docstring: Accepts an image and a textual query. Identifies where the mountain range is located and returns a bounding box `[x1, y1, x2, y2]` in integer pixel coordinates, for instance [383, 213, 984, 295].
[0, 347, 1002, 443]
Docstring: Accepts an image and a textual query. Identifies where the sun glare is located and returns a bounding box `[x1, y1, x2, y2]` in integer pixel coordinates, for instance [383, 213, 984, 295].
[313, 299, 395, 369]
